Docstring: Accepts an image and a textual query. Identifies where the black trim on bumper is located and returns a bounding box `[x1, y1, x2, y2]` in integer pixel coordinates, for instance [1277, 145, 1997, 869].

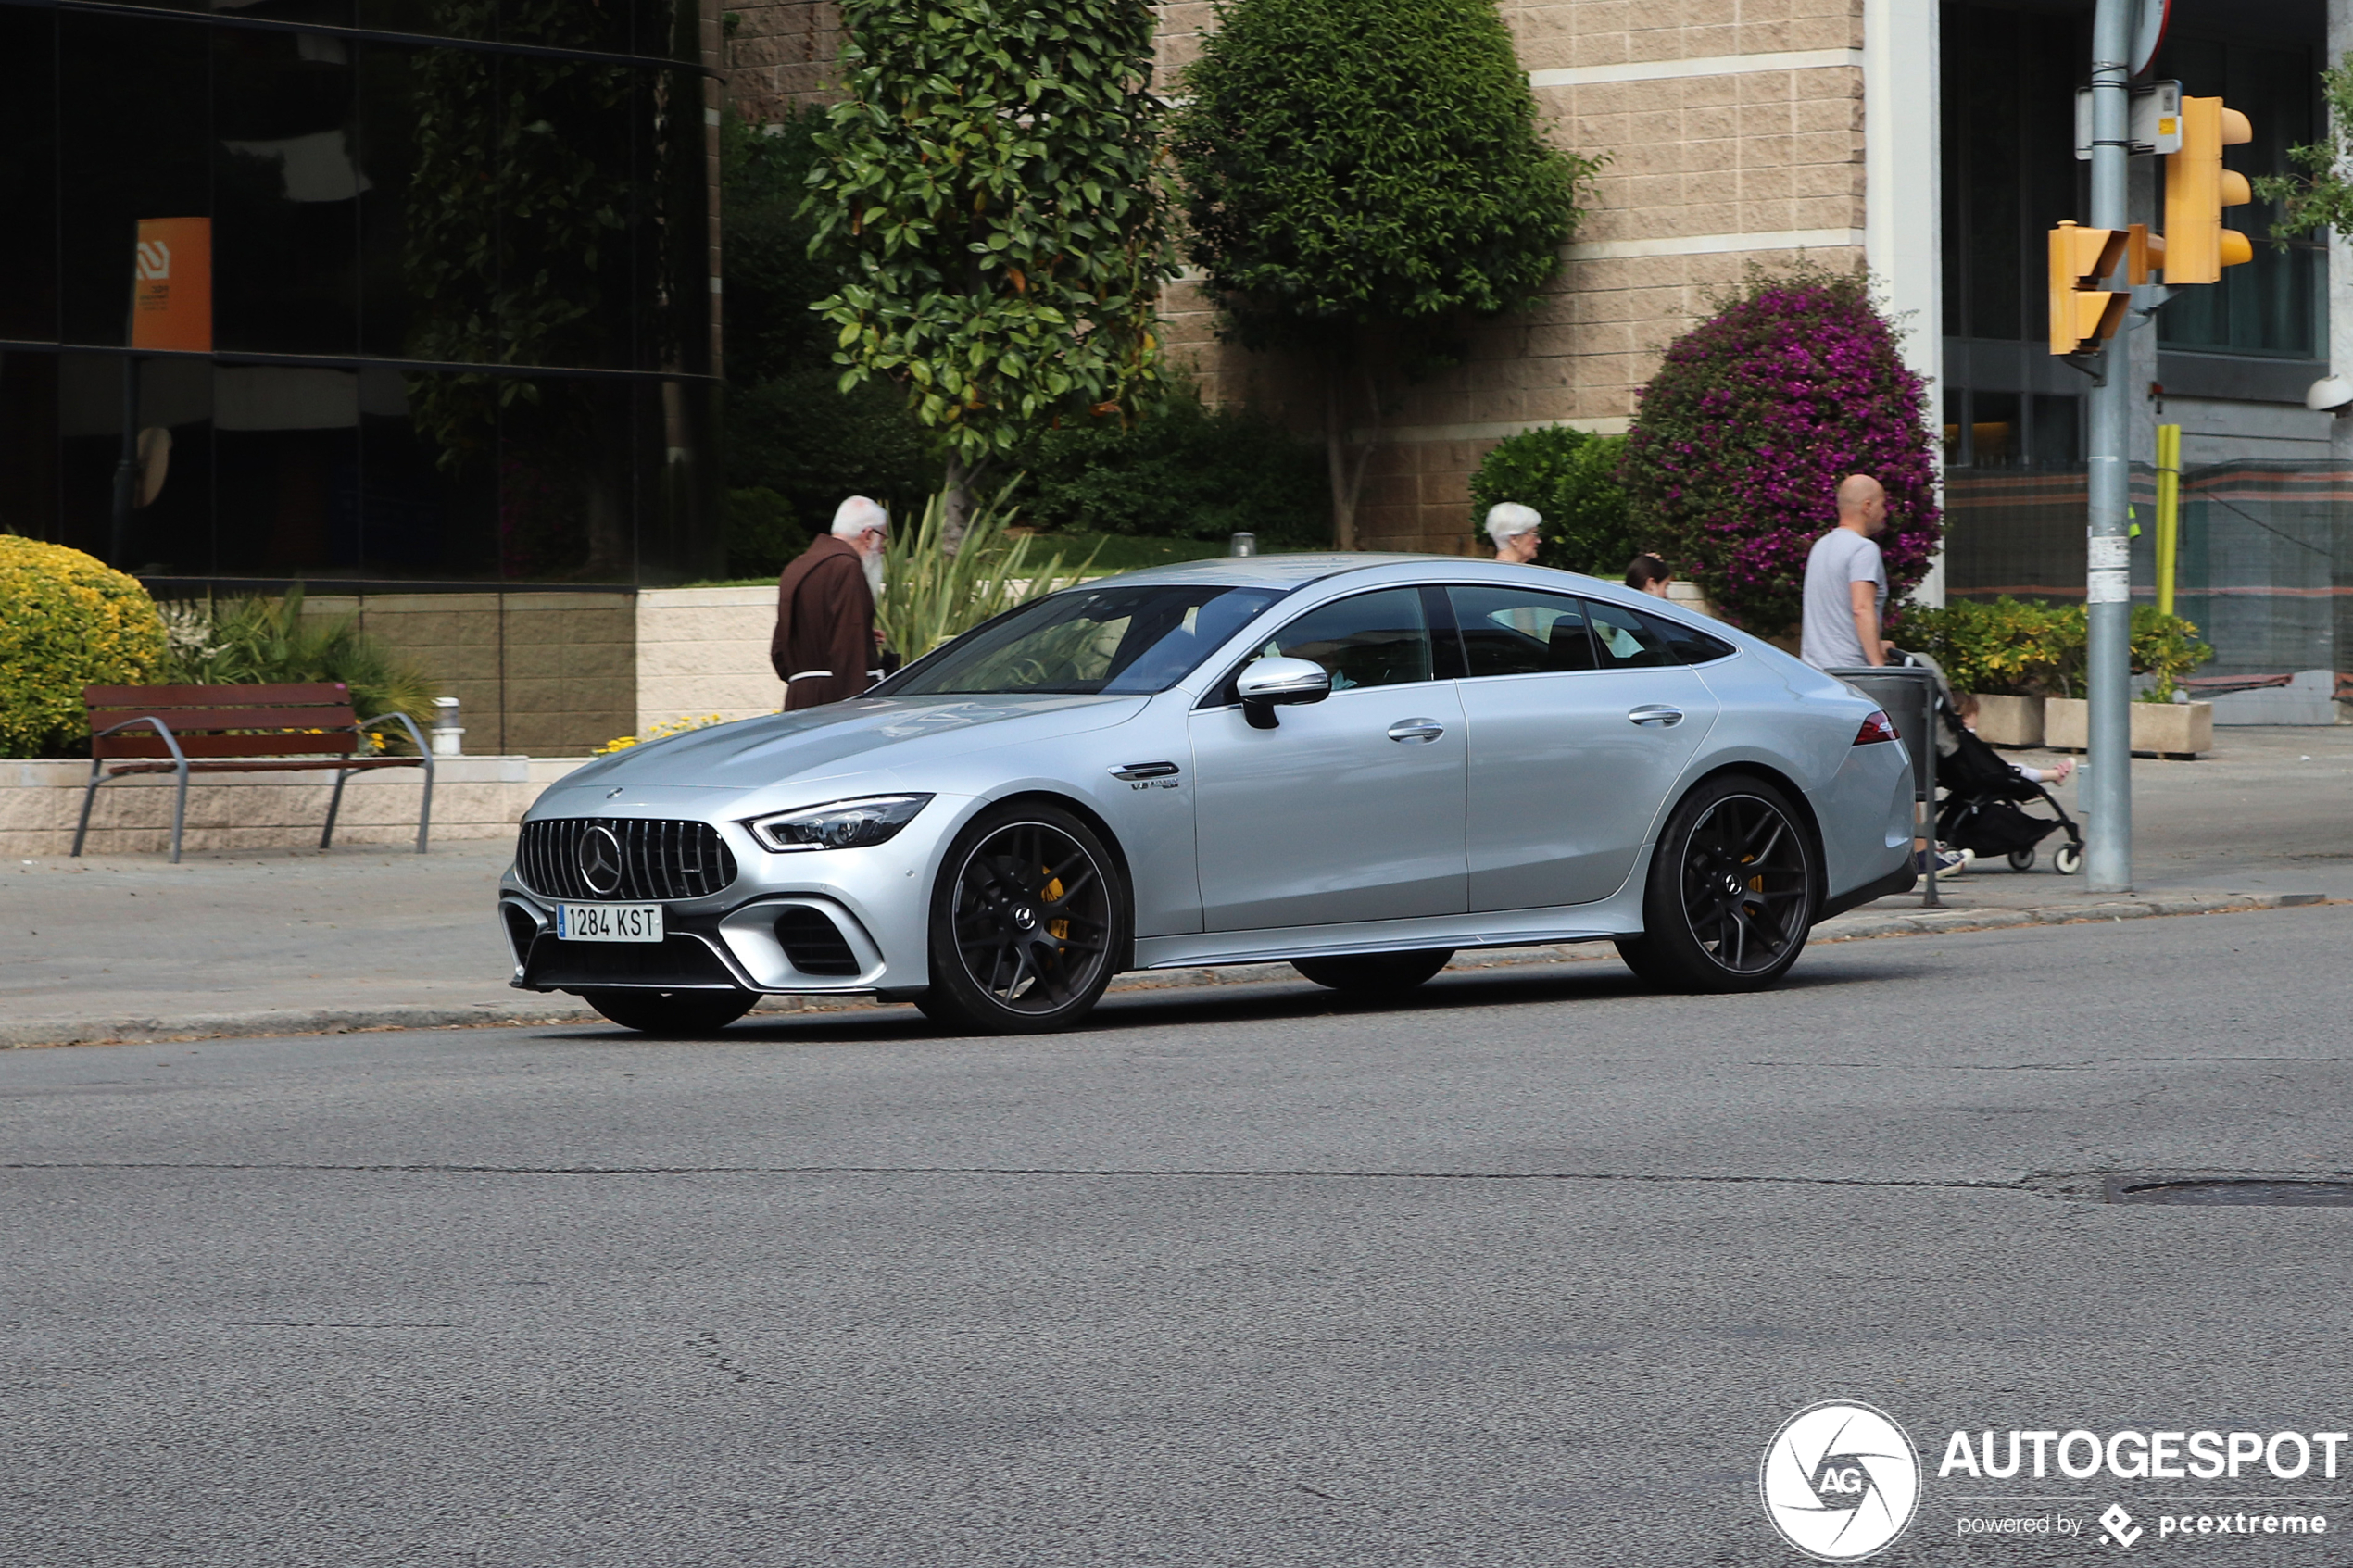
[1815, 859, 1918, 923]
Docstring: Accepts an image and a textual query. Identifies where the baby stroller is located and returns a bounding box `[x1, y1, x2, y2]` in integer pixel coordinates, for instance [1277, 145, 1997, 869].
[1932, 696, 2085, 875]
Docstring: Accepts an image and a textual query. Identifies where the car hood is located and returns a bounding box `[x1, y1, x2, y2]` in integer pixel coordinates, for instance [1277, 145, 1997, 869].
[542, 693, 1148, 803]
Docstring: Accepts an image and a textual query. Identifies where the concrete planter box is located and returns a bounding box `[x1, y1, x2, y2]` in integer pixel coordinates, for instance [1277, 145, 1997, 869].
[2044, 697, 2213, 757]
[1664, 581, 1718, 620]
[1966, 693, 2045, 747]
[2, 757, 586, 859]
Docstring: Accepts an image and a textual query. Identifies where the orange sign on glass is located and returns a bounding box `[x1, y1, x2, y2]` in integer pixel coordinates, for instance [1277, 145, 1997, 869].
[130, 217, 212, 352]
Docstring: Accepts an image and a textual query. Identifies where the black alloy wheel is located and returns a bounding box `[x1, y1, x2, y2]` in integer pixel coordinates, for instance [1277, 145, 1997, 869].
[923, 803, 1126, 1034]
[1291, 948, 1454, 997]
[1615, 774, 1818, 994]
[582, 986, 758, 1035]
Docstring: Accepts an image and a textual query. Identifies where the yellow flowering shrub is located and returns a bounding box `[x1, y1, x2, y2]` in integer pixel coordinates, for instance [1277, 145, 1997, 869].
[0, 535, 168, 758]
[594, 713, 728, 755]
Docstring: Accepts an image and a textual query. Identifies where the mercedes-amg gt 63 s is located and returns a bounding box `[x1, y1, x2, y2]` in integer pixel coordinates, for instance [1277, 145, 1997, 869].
[498, 555, 1916, 1034]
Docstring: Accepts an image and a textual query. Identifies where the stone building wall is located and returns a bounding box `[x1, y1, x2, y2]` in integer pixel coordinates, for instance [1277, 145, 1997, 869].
[723, 0, 1872, 554]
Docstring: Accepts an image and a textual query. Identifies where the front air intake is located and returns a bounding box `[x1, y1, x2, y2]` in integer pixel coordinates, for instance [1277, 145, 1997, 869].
[774, 906, 862, 976]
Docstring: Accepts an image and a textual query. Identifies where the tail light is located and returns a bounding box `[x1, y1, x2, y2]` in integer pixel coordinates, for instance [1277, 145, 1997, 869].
[1854, 709, 1899, 746]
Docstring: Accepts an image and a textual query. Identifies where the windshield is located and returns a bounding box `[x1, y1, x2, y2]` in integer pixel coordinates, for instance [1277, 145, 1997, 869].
[879, 583, 1285, 697]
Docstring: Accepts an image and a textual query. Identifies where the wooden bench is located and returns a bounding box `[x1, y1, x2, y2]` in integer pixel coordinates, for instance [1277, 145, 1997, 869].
[73, 683, 434, 863]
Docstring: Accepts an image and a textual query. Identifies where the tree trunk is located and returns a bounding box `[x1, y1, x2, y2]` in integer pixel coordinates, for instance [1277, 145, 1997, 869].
[941, 452, 977, 558]
[1325, 364, 1355, 551]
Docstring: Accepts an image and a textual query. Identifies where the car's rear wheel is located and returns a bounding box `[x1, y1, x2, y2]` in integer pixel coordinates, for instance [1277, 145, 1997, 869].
[582, 986, 758, 1035]
[1614, 773, 1818, 994]
[921, 802, 1126, 1034]
[1290, 948, 1454, 997]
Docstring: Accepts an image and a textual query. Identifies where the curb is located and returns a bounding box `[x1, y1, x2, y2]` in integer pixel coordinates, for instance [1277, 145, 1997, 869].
[3, 891, 2332, 1049]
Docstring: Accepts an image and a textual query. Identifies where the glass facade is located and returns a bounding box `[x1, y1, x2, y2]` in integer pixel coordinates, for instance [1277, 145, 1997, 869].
[0, 0, 718, 585]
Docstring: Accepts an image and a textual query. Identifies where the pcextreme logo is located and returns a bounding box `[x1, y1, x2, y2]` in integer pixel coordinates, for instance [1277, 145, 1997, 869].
[1760, 1400, 1922, 1562]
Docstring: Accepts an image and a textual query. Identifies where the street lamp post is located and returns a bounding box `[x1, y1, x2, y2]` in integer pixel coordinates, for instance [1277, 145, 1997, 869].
[2083, 0, 2135, 892]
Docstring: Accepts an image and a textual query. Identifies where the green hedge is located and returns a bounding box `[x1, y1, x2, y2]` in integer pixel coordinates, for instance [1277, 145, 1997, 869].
[0, 536, 167, 758]
[1466, 425, 1642, 576]
[1014, 392, 1327, 546]
[1900, 596, 2213, 698]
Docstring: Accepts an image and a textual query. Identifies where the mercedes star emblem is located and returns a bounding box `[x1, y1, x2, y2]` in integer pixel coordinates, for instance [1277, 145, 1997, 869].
[578, 825, 624, 896]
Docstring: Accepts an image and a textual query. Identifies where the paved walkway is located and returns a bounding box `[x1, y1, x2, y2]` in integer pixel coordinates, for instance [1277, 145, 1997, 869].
[6, 725, 2346, 1047]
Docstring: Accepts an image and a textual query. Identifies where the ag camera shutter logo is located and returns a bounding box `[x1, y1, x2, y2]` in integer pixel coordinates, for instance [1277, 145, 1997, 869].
[1760, 1400, 1921, 1561]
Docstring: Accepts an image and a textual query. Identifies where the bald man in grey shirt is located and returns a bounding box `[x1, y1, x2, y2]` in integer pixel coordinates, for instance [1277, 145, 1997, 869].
[1801, 474, 1892, 669]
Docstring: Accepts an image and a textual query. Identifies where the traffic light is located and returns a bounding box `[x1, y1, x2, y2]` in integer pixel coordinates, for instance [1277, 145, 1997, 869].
[2049, 221, 2127, 356]
[2163, 96, 2254, 284]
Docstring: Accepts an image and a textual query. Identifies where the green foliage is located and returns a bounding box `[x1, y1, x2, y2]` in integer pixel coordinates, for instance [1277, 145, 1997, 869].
[720, 106, 837, 388]
[722, 487, 811, 580]
[880, 486, 1101, 662]
[805, 0, 1180, 471]
[1900, 596, 2079, 696]
[1015, 391, 1327, 546]
[1902, 597, 2212, 699]
[1170, 0, 1595, 342]
[0, 536, 166, 758]
[725, 367, 943, 527]
[158, 586, 442, 747]
[1466, 426, 1640, 575]
[2254, 53, 2353, 242]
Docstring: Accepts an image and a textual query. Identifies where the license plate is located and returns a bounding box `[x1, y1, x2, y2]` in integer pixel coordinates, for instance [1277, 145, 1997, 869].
[556, 903, 664, 942]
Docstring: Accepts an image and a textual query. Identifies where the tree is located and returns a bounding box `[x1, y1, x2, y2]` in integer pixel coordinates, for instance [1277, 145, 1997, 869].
[1618, 269, 1942, 634]
[1466, 425, 1641, 575]
[2252, 53, 2353, 239]
[1169, 0, 1596, 548]
[804, 0, 1179, 544]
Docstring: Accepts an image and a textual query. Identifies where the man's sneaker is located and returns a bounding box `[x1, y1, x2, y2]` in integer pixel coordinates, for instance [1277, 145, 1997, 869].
[1917, 847, 1967, 875]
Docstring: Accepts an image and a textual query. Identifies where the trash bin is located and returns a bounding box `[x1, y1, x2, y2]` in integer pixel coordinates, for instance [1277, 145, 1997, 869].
[1824, 663, 1940, 905]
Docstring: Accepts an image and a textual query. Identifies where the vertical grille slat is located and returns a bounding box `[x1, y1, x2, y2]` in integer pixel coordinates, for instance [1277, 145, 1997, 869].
[515, 818, 736, 902]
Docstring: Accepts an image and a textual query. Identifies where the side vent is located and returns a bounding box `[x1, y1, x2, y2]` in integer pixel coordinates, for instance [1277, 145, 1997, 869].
[774, 906, 862, 976]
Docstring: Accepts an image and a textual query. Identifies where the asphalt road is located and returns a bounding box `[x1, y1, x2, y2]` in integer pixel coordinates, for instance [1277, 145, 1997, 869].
[6, 906, 2350, 1567]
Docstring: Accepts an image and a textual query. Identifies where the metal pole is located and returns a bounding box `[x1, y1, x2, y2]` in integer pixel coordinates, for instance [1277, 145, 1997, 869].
[2084, 0, 2133, 892]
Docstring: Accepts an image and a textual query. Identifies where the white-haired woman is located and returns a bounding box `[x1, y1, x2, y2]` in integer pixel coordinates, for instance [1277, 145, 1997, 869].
[1486, 502, 1542, 564]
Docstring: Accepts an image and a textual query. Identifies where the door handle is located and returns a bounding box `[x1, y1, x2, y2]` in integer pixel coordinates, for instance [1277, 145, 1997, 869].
[1628, 704, 1684, 727]
[1387, 718, 1446, 744]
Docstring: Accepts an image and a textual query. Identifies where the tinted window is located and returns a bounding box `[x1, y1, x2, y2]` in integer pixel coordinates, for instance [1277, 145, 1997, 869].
[1583, 597, 1678, 670]
[1637, 607, 1737, 665]
[1250, 587, 1432, 692]
[887, 584, 1283, 697]
[1447, 584, 1597, 677]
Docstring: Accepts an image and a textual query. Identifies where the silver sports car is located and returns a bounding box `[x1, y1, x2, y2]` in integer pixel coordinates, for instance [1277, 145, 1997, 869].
[498, 555, 1917, 1034]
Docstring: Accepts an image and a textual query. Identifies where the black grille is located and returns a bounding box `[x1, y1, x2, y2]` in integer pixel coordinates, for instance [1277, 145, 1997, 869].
[775, 906, 861, 976]
[517, 818, 737, 901]
[525, 935, 740, 990]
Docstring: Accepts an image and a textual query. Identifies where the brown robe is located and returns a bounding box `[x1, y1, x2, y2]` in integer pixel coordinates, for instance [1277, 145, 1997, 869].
[770, 534, 877, 710]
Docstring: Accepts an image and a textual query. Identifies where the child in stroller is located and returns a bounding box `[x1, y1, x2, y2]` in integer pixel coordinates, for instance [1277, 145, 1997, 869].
[1934, 691, 2085, 874]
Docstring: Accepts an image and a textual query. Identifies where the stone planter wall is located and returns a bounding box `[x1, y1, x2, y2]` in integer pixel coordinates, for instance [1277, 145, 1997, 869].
[2044, 697, 2214, 757]
[1, 757, 587, 859]
[635, 586, 784, 736]
[1967, 693, 2045, 747]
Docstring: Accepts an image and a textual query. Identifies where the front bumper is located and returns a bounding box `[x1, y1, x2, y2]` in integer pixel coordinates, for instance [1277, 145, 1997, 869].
[497, 796, 966, 997]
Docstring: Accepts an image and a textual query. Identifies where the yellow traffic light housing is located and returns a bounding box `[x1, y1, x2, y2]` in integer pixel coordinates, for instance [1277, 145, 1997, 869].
[2049, 221, 2128, 356]
[2163, 96, 2255, 284]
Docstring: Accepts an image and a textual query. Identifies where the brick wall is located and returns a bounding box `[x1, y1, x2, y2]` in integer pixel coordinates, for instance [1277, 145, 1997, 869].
[725, 0, 1869, 553]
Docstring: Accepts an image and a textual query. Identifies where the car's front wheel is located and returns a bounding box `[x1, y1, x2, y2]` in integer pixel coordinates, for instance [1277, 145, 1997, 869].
[1615, 773, 1818, 994]
[582, 986, 758, 1035]
[1291, 948, 1454, 997]
[920, 801, 1127, 1034]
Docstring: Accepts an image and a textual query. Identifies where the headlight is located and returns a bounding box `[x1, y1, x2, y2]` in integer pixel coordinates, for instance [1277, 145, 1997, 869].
[744, 794, 932, 852]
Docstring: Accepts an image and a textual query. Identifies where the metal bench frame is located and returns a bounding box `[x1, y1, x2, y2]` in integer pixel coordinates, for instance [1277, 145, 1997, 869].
[70, 683, 434, 864]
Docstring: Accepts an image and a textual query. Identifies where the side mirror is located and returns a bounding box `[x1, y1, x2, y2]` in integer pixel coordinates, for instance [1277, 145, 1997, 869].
[1237, 656, 1330, 729]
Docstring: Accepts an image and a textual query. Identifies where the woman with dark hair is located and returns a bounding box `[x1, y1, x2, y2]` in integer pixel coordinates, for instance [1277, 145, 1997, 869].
[1624, 555, 1673, 596]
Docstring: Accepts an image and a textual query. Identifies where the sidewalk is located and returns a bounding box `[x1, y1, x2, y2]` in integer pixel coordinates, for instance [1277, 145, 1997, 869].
[6, 725, 2346, 1047]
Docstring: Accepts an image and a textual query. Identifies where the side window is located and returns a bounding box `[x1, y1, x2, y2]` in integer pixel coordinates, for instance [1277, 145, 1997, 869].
[1581, 598, 1678, 670]
[1636, 607, 1737, 665]
[1445, 584, 1596, 677]
[1252, 587, 1432, 692]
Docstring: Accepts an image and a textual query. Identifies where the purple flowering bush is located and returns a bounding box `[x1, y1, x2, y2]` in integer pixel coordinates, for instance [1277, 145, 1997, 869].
[1620, 271, 1941, 633]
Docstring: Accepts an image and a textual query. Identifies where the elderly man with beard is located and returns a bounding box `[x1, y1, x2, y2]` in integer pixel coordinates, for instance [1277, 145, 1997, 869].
[770, 496, 890, 710]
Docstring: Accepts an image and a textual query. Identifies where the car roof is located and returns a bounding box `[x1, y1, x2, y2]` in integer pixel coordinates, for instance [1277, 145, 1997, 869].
[1091, 553, 1439, 589]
